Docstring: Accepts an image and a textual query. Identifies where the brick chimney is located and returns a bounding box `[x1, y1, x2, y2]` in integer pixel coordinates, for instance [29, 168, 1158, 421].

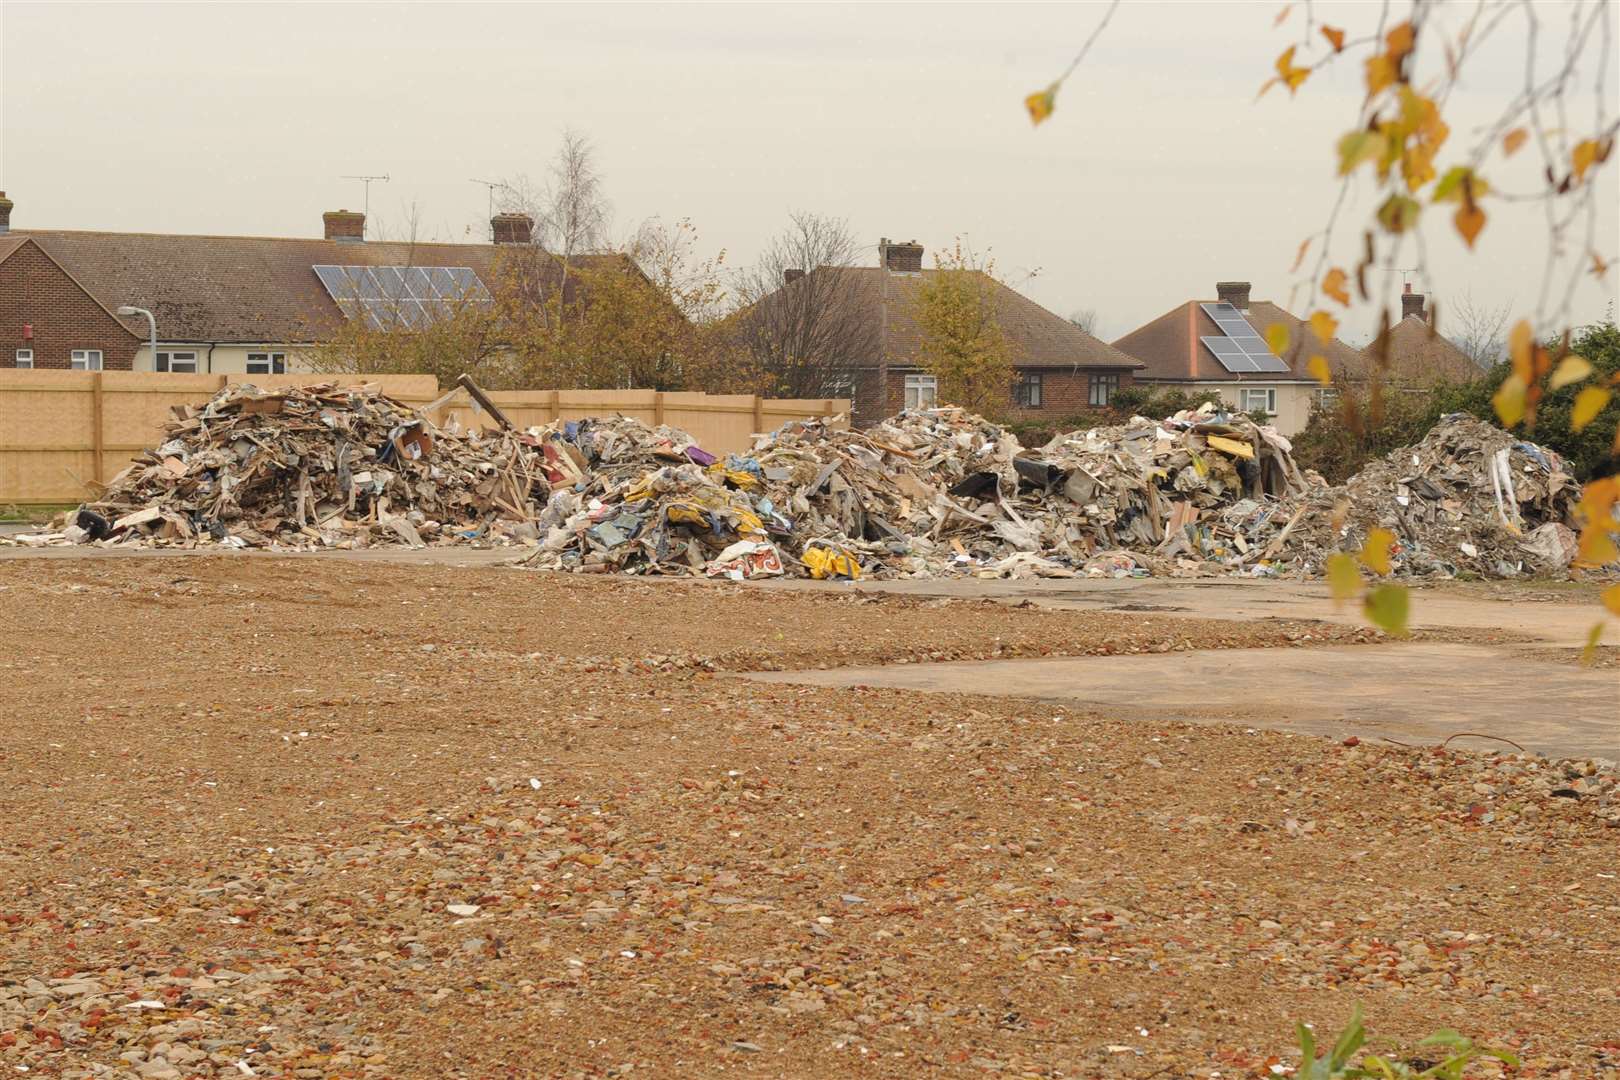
[491, 212, 534, 245]
[784, 268, 805, 285]
[0, 192, 11, 234]
[1402, 282, 1428, 321]
[879, 237, 924, 272]
[1216, 281, 1251, 310]
[323, 209, 365, 243]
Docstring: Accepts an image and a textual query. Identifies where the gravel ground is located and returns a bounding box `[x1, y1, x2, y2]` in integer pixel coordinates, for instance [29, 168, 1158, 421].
[1, 558, 1615, 1079]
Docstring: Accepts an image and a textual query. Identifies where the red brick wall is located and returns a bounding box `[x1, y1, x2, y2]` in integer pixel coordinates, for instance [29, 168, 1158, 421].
[853, 367, 1136, 427]
[0, 241, 139, 369]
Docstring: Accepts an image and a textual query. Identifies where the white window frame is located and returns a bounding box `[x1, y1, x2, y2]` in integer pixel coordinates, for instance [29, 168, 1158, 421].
[1240, 387, 1277, 414]
[155, 350, 198, 373]
[903, 373, 938, 410]
[1015, 370, 1043, 408]
[1088, 371, 1119, 407]
[14, 348, 32, 369]
[246, 351, 287, 375]
[70, 349, 103, 371]
[1314, 387, 1340, 409]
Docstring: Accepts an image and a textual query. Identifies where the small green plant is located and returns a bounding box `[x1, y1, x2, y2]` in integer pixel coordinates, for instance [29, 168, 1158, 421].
[1296, 1005, 1519, 1079]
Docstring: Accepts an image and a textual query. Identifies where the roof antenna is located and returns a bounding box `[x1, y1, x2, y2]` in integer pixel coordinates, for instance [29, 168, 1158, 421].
[340, 174, 390, 235]
[470, 179, 515, 240]
[1382, 265, 1420, 287]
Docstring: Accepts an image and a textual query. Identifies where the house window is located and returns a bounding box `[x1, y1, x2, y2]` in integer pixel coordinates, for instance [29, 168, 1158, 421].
[1313, 387, 1340, 409]
[904, 373, 937, 410]
[71, 349, 103, 371]
[246, 352, 286, 375]
[1014, 370, 1043, 408]
[155, 351, 198, 373]
[1240, 387, 1277, 414]
[14, 349, 32, 369]
[1088, 372, 1119, 406]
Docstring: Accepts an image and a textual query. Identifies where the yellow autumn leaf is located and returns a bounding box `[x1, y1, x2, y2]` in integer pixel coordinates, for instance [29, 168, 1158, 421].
[1290, 237, 1311, 273]
[1264, 322, 1290, 356]
[1363, 584, 1410, 637]
[1579, 621, 1603, 666]
[1603, 583, 1620, 618]
[1572, 386, 1612, 431]
[1454, 202, 1486, 248]
[1578, 523, 1619, 566]
[1323, 268, 1350, 306]
[1307, 355, 1333, 386]
[1503, 128, 1528, 156]
[1024, 84, 1057, 126]
[1326, 553, 1360, 604]
[1549, 355, 1593, 391]
[1365, 53, 1397, 96]
[1359, 528, 1396, 575]
[1337, 130, 1387, 175]
[1572, 139, 1600, 182]
[1492, 373, 1527, 428]
[1308, 311, 1338, 344]
[1274, 45, 1310, 94]
[1508, 319, 1533, 379]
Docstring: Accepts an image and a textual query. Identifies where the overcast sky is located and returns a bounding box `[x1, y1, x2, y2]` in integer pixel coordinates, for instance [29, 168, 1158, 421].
[2, 1, 1615, 345]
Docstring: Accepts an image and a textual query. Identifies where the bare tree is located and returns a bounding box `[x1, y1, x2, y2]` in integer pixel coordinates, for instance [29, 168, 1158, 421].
[500, 129, 611, 257]
[1067, 307, 1099, 335]
[1445, 291, 1513, 370]
[730, 212, 878, 399]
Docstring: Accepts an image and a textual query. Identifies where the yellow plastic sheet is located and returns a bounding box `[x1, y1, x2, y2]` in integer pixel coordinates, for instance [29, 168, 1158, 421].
[802, 543, 861, 580]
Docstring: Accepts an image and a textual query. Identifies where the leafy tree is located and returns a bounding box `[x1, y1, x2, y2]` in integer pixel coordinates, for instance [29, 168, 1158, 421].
[909, 241, 1015, 419]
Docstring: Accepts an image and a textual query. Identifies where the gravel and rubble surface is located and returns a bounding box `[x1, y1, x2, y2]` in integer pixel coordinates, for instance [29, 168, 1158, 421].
[1, 558, 1616, 1079]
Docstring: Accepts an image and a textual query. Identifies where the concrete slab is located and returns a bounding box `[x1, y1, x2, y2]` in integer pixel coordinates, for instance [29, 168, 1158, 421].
[743, 643, 1620, 761]
[761, 576, 1603, 647]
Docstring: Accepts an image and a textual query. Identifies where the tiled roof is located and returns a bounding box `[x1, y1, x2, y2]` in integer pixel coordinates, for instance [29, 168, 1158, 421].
[798, 266, 1140, 370]
[1112, 299, 1366, 383]
[10, 229, 619, 344]
[1360, 315, 1482, 385]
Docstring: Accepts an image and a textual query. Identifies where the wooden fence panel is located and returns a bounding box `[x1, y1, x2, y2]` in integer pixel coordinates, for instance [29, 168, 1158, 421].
[0, 371, 848, 505]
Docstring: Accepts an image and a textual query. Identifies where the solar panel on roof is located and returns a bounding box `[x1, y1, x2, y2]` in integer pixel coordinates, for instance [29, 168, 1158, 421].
[312, 265, 492, 328]
[1198, 302, 1294, 375]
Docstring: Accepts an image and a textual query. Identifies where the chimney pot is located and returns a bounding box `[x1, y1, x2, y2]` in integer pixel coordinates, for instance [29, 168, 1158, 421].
[0, 191, 12, 235]
[783, 268, 805, 285]
[1402, 289, 1427, 321]
[323, 209, 366, 243]
[491, 212, 534, 245]
[1216, 281, 1251, 310]
[880, 237, 924, 273]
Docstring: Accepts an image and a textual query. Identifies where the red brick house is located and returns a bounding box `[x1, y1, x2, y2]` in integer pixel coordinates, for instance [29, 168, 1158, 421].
[751, 238, 1142, 426]
[0, 202, 143, 371]
[0, 192, 620, 377]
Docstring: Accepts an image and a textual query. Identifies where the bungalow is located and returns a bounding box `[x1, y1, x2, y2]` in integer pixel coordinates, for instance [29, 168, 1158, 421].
[1358, 285, 1482, 387]
[746, 238, 1143, 427]
[0, 192, 610, 375]
[1110, 280, 1365, 435]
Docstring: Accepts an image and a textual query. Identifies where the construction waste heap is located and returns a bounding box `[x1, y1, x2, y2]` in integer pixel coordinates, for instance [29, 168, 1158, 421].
[10, 382, 1605, 582]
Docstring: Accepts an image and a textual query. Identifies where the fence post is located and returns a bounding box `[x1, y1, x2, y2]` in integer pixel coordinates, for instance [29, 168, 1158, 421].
[654, 390, 665, 428]
[91, 371, 105, 488]
[548, 389, 560, 422]
[752, 394, 763, 434]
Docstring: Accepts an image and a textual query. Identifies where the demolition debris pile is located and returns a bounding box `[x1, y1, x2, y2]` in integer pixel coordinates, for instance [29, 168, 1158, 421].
[8, 381, 1598, 581]
[56, 383, 544, 549]
[1286, 414, 1586, 577]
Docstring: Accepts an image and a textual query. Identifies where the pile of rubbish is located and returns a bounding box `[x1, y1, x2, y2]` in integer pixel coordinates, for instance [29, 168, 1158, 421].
[36, 383, 546, 549]
[520, 405, 1319, 580]
[1284, 414, 1586, 577]
[8, 380, 1601, 581]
